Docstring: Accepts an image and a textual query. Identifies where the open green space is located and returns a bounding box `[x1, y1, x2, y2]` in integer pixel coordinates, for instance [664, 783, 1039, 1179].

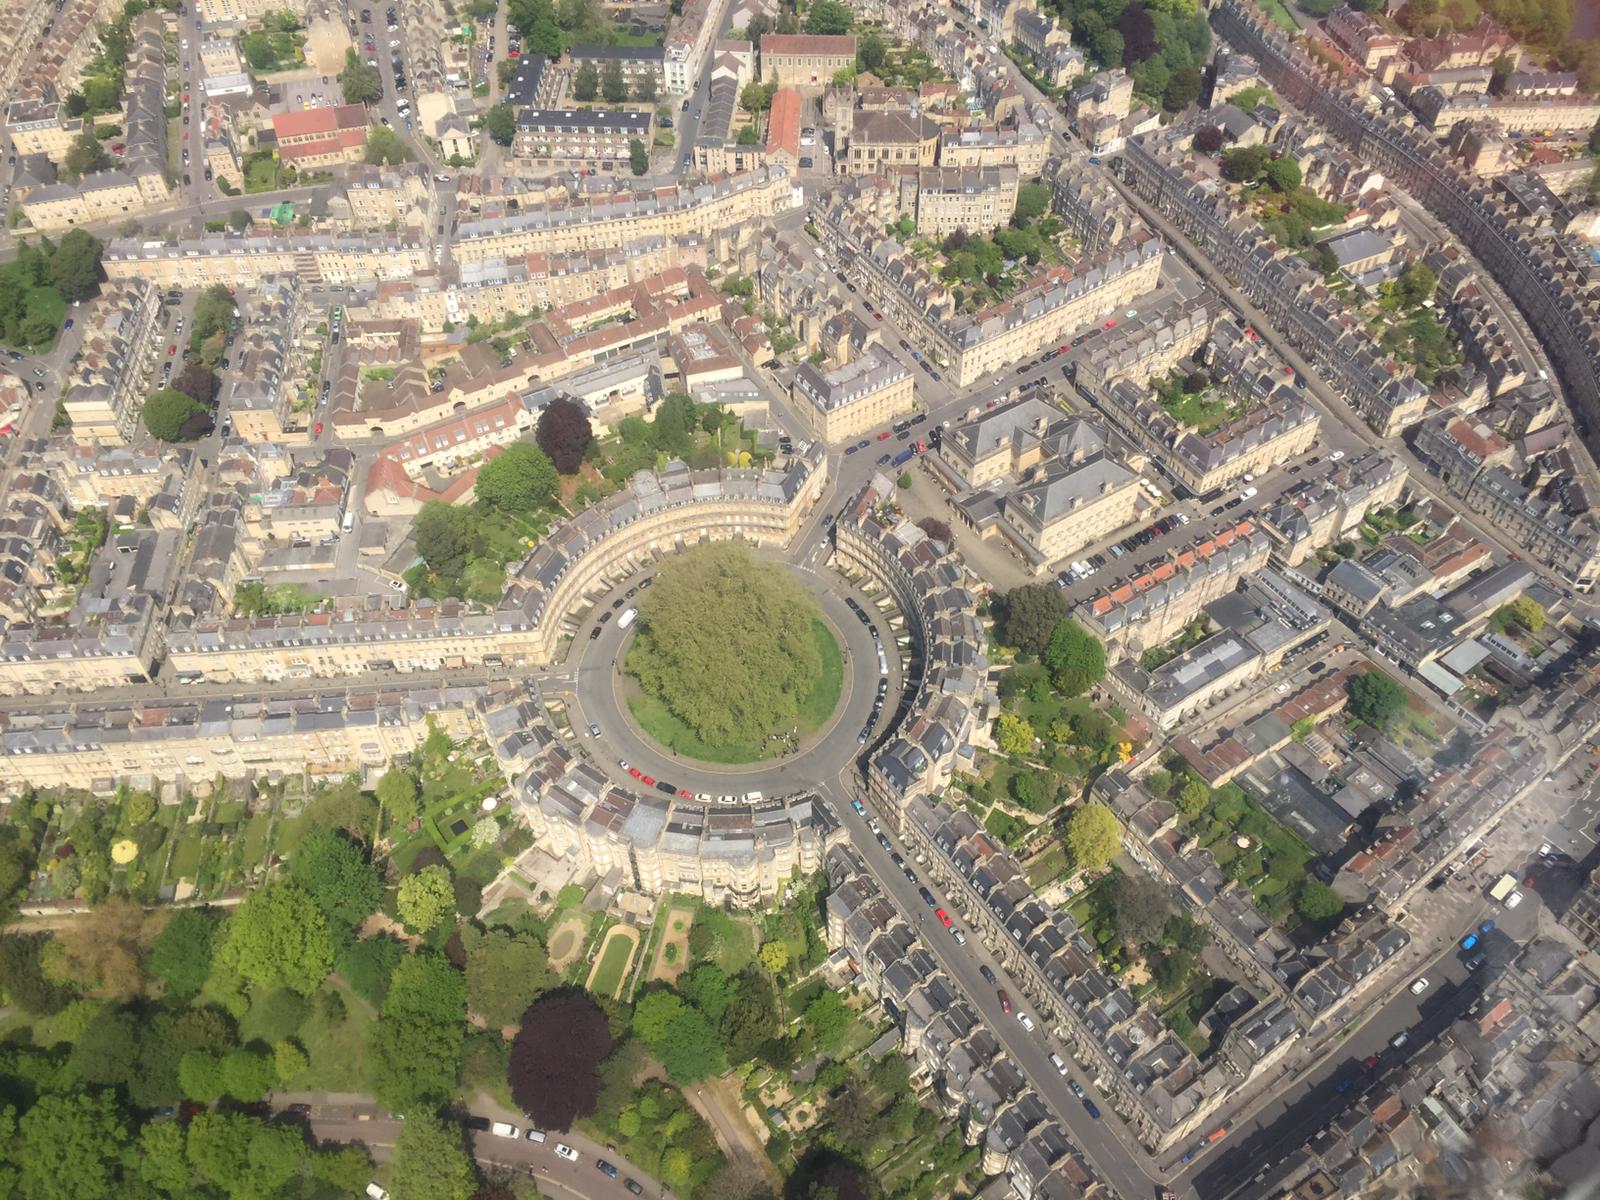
[628, 617, 842, 763]
[587, 930, 635, 997]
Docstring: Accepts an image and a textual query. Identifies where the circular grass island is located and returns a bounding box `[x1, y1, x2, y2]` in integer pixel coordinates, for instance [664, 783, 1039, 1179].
[620, 541, 844, 764]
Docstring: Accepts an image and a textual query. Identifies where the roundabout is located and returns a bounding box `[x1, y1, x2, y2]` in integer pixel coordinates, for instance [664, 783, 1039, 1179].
[570, 546, 906, 799]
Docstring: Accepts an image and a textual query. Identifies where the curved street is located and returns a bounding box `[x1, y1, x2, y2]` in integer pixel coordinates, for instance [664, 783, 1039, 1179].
[557, 550, 905, 800]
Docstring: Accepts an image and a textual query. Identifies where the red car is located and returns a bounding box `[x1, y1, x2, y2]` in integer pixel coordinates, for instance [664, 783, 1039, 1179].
[314, 421, 323, 435]
[0, 425, 15, 438]
[677, 788, 693, 799]
[628, 767, 643, 779]
[641, 775, 655, 786]
[997, 989, 1012, 1014]
[167, 344, 177, 355]
[935, 907, 952, 928]
[877, 431, 890, 440]
[1102, 318, 1117, 330]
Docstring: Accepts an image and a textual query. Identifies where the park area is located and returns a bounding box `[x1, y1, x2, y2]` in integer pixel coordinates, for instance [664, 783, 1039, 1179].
[623, 543, 843, 763]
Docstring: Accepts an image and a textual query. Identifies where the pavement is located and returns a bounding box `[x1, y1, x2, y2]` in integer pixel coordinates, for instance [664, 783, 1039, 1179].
[275, 1090, 676, 1200]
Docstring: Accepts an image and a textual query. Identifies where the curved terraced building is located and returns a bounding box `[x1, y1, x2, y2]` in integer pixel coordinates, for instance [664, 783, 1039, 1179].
[831, 476, 991, 824]
[482, 682, 839, 907]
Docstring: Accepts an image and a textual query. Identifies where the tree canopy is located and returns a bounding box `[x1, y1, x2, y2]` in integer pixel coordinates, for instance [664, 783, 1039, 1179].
[390, 1114, 478, 1200]
[1042, 619, 1106, 697]
[339, 47, 382, 103]
[999, 584, 1066, 654]
[141, 389, 209, 441]
[288, 828, 382, 928]
[397, 864, 454, 933]
[1065, 803, 1120, 873]
[217, 881, 334, 996]
[509, 991, 613, 1130]
[536, 395, 595, 473]
[483, 104, 517, 146]
[1346, 671, 1406, 729]
[625, 541, 827, 747]
[475, 442, 559, 513]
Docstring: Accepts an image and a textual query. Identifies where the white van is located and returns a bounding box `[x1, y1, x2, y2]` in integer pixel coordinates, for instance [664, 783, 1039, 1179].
[490, 1122, 520, 1139]
[1049, 1052, 1068, 1075]
[341, 510, 355, 533]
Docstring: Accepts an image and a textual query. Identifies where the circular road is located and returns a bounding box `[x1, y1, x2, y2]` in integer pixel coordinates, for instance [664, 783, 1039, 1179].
[566, 553, 905, 802]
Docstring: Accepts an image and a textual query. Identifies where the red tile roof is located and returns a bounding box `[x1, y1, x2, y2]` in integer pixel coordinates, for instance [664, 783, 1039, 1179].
[767, 86, 801, 159]
[759, 33, 857, 56]
[271, 103, 369, 139]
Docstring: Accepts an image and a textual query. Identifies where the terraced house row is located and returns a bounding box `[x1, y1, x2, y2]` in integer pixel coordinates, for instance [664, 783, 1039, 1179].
[812, 189, 1163, 387]
[825, 846, 1108, 1198]
[488, 684, 838, 908]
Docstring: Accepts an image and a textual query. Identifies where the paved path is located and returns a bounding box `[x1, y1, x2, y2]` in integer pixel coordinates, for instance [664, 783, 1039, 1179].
[271, 1090, 676, 1200]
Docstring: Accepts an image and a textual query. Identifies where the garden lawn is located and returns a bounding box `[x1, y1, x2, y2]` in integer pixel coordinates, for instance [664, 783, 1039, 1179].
[588, 929, 635, 997]
[282, 977, 373, 1092]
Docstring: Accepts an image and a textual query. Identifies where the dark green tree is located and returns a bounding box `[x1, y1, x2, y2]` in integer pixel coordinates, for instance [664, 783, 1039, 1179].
[483, 104, 517, 146]
[289, 828, 382, 927]
[573, 61, 599, 101]
[1042, 618, 1106, 696]
[141, 388, 207, 441]
[475, 442, 559, 513]
[601, 59, 628, 103]
[48, 229, 104, 300]
[1000, 584, 1066, 653]
[390, 1114, 478, 1200]
[1346, 671, 1406, 728]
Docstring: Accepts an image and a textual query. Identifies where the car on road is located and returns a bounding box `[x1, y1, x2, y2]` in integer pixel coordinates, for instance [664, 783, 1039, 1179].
[1017, 1013, 1035, 1032]
[918, 886, 935, 906]
[678, 788, 694, 800]
[934, 907, 952, 928]
[1460, 933, 1479, 951]
[1506, 890, 1525, 909]
[624, 1180, 643, 1195]
[596, 1161, 619, 1178]
[1082, 1098, 1101, 1119]
[655, 780, 676, 794]
[856, 439, 870, 450]
[627, 767, 641, 779]
[587, 722, 600, 737]
[1410, 977, 1430, 995]
[314, 422, 323, 435]
[1067, 1080, 1085, 1098]
[1465, 951, 1488, 971]
[851, 799, 865, 815]
[979, 965, 997, 985]
[554, 1144, 580, 1162]
[876, 832, 891, 851]
[997, 989, 1012, 1014]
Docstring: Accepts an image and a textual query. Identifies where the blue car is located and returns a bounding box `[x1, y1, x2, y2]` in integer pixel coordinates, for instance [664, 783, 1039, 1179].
[596, 1161, 619, 1179]
[1479, 920, 1495, 935]
[1335, 1075, 1354, 1093]
[844, 444, 858, 455]
[851, 799, 866, 815]
[1083, 1099, 1101, 1119]
[1460, 933, 1479, 951]
[919, 886, 936, 907]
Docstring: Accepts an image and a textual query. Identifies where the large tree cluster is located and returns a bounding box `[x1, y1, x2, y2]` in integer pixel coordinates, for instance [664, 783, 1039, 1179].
[625, 541, 826, 746]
